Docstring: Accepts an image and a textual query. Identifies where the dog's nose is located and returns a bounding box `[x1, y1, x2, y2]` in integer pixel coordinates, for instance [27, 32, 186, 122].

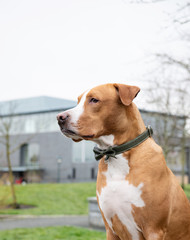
[57, 113, 69, 125]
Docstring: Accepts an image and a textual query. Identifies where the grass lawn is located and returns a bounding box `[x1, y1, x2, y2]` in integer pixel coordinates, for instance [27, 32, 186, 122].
[184, 184, 190, 199]
[0, 226, 106, 240]
[0, 182, 96, 215]
[0, 182, 189, 216]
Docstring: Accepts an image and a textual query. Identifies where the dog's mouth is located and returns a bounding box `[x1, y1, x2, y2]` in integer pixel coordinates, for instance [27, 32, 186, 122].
[63, 129, 76, 136]
[81, 134, 94, 140]
[61, 128, 78, 137]
[61, 128, 94, 140]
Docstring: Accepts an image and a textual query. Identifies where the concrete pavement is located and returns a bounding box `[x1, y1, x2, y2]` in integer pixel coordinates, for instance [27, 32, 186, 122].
[0, 215, 91, 230]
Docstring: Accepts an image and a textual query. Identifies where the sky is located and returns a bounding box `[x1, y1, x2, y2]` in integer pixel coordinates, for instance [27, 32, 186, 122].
[0, 0, 187, 109]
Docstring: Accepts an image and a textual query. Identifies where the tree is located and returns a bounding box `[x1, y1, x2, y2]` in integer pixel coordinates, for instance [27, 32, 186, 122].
[0, 102, 33, 208]
[0, 103, 18, 208]
[145, 68, 189, 188]
[132, 0, 190, 187]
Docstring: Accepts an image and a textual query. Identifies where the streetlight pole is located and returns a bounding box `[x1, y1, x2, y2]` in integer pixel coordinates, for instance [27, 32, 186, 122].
[57, 158, 62, 183]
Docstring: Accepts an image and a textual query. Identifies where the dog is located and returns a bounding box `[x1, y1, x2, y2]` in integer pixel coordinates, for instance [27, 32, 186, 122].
[57, 83, 190, 240]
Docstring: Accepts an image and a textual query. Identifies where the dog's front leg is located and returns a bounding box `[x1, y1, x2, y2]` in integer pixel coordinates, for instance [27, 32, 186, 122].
[106, 228, 121, 240]
[101, 213, 121, 240]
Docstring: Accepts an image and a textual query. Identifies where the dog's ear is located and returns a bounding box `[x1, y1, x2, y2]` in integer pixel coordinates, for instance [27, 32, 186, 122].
[114, 83, 140, 106]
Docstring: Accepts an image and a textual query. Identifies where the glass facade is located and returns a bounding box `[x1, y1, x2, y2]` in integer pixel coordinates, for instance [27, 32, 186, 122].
[72, 141, 95, 163]
[0, 111, 60, 135]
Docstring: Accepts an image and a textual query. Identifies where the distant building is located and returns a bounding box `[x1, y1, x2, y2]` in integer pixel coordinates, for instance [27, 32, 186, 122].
[0, 96, 97, 183]
[0, 96, 189, 183]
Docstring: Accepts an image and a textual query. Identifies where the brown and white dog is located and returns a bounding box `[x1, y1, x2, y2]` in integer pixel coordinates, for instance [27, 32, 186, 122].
[57, 83, 190, 240]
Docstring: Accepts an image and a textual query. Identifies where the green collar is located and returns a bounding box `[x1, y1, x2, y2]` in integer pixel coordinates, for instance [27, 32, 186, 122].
[93, 126, 153, 161]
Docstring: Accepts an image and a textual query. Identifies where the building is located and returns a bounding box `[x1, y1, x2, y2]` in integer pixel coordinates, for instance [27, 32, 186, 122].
[0, 96, 97, 183]
[0, 96, 189, 183]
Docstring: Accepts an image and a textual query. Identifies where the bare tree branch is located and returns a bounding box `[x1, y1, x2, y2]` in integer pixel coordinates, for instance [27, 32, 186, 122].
[156, 54, 190, 75]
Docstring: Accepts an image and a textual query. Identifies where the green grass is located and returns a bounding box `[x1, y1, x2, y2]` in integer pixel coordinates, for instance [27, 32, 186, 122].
[0, 226, 106, 240]
[0, 182, 96, 215]
[184, 184, 190, 199]
[0, 182, 189, 216]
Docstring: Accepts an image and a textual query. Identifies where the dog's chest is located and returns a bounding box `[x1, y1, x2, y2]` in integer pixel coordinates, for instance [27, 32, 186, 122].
[97, 155, 145, 240]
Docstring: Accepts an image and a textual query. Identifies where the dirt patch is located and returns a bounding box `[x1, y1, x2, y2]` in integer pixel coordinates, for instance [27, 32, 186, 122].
[1, 203, 36, 210]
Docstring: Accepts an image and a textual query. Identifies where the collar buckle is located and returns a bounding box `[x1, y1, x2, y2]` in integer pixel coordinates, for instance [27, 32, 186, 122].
[147, 125, 153, 137]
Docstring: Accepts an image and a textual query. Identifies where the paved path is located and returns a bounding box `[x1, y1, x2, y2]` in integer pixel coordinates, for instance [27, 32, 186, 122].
[0, 215, 92, 230]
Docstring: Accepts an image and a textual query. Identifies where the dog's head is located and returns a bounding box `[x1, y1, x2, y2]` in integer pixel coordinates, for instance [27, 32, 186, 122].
[57, 83, 140, 142]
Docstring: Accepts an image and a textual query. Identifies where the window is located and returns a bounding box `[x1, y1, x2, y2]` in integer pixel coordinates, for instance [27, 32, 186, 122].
[20, 144, 28, 166]
[72, 168, 76, 179]
[25, 118, 35, 133]
[29, 144, 39, 166]
[167, 148, 181, 172]
[20, 143, 39, 166]
[91, 168, 95, 179]
[72, 141, 95, 163]
[186, 147, 190, 172]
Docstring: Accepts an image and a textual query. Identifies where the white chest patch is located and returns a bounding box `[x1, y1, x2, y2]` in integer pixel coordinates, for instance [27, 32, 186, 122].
[97, 154, 145, 240]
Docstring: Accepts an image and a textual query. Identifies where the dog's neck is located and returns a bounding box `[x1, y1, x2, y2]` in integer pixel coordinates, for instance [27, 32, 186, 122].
[93, 135, 115, 149]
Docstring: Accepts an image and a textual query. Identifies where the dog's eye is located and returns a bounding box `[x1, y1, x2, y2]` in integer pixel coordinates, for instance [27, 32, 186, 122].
[89, 98, 99, 103]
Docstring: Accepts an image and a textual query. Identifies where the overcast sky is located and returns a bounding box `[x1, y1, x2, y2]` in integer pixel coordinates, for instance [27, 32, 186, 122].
[0, 0, 186, 108]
